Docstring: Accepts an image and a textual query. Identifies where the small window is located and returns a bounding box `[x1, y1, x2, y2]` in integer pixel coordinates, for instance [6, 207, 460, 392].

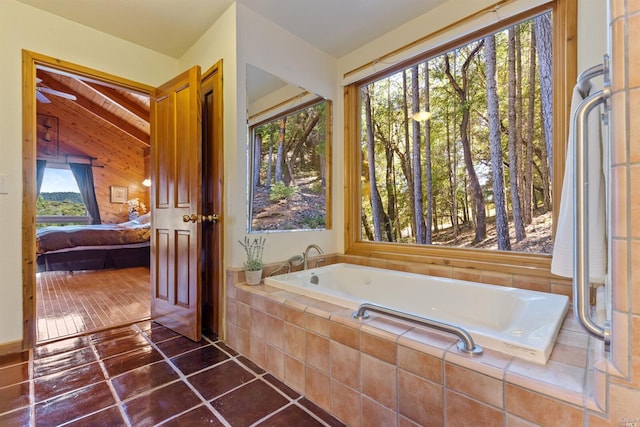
[37, 167, 89, 227]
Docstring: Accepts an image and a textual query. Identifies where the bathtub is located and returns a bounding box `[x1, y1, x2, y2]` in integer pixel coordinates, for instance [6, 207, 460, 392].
[264, 263, 569, 364]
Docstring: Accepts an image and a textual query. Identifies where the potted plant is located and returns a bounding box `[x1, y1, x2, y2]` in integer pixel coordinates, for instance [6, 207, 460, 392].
[239, 236, 266, 285]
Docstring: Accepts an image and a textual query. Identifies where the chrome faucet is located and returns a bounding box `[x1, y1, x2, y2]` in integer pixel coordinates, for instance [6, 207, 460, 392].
[303, 244, 324, 270]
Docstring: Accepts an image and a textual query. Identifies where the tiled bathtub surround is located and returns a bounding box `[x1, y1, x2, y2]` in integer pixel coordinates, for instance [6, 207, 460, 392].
[226, 264, 609, 426]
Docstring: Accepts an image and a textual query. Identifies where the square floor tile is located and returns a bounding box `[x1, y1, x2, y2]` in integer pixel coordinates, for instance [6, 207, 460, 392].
[258, 404, 325, 426]
[160, 405, 225, 426]
[94, 333, 149, 359]
[33, 346, 97, 378]
[35, 361, 105, 402]
[111, 361, 179, 401]
[122, 380, 202, 426]
[211, 379, 289, 426]
[63, 406, 126, 426]
[0, 407, 31, 426]
[35, 381, 115, 426]
[156, 335, 209, 358]
[171, 345, 229, 376]
[143, 325, 180, 343]
[188, 360, 256, 401]
[102, 345, 163, 378]
[34, 336, 90, 360]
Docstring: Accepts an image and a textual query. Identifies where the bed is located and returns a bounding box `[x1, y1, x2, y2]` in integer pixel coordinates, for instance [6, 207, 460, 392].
[36, 213, 151, 272]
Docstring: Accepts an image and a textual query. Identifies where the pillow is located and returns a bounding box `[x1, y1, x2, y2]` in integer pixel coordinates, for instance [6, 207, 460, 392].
[137, 212, 151, 224]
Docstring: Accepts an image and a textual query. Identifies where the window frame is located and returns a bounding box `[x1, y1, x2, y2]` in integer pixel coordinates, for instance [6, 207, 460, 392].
[343, 0, 576, 278]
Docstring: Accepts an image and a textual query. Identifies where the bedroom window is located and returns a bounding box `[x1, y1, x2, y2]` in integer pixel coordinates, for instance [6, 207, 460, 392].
[37, 166, 90, 227]
[344, 1, 575, 275]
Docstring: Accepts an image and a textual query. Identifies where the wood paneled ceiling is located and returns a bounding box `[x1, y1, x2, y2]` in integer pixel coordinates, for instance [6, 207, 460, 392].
[36, 67, 150, 150]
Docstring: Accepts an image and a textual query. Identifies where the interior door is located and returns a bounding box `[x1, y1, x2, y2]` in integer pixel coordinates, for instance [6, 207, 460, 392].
[150, 66, 202, 341]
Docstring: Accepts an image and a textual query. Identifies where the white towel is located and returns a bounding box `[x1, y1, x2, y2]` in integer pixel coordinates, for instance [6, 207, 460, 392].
[551, 85, 607, 283]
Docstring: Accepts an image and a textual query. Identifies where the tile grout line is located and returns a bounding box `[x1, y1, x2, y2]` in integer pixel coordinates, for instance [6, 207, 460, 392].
[135, 325, 232, 427]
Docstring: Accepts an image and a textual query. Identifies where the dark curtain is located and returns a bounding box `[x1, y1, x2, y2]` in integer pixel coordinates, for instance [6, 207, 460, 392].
[36, 160, 47, 196]
[69, 163, 102, 224]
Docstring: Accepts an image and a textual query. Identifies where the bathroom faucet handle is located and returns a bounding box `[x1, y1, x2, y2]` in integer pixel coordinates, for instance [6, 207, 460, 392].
[315, 258, 326, 268]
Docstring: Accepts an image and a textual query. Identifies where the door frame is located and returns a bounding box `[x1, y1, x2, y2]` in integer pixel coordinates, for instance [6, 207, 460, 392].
[200, 61, 225, 336]
[21, 51, 224, 348]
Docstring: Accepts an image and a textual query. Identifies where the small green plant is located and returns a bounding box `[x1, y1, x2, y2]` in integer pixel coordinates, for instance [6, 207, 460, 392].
[238, 236, 266, 271]
[269, 182, 297, 202]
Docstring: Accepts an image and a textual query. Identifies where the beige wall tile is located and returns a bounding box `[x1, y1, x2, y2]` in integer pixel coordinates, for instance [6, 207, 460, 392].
[629, 14, 640, 88]
[361, 330, 397, 364]
[361, 353, 397, 410]
[610, 0, 625, 20]
[631, 0, 640, 13]
[505, 384, 583, 426]
[284, 354, 305, 393]
[250, 309, 266, 339]
[248, 336, 265, 367]
[398, 369, 444, 427]
[548, 342, 588, 368]
[612, 311, 631, 378]
[330, 322, 360, 350]
[284, 323, 305, 360]
[236, 302, 252, 332]
[611, 91, 627, 165]
[264, 315, 284, 349]
[397, 344, 443, 383]
[264, 299, 284, 319]
[632, 241, 640, 315]
[445, 389, 504, 426]
[305, 332, 329, 373]
[283, 306, 305, 326]
[330, 380, 361, 427]
[631, 165, 640, 238]
[609, 382, 640, 425]
[612, 238, 629, 312]
[362, 396, 397, 427]
[264, 344, 284, 380]
[445, 362, 503, 408]
[305, 366, 330, 411]
[611, 18, 626, 93]
[505, 413, 542, 427]
[611, 166, 628, 239]
[329, 340, 360, 389]
[305, 313, 331, 337]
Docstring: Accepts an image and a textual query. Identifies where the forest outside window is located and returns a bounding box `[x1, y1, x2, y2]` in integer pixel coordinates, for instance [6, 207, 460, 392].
[37, 166, 90, 227]
[345, 3, 574, 272]
[249, 98, 331, 232]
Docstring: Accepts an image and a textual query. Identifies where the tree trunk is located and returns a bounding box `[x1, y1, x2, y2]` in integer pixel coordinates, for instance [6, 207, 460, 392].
[424, 63, 433, 244]
[402, 70, 416, 237]
[275, 117, 286, 183]
[411, 65, 426, 244]
[485, 35, 511, 250]
[508, 28, 526, 242]
[253, 133, 262, 188]
[364, 86, 386, 241]
[524, 24, 537, 223]
[444, 43, 486, 243]
[445, 103, 458, 237]
[535, 12, 553, 185]
[266, 143, 273, 190]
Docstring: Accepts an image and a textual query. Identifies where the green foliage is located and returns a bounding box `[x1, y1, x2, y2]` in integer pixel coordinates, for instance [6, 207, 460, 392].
[301, 213, 326, 229]
[37, 193, 86, 216]
[269, 182, 297, 201]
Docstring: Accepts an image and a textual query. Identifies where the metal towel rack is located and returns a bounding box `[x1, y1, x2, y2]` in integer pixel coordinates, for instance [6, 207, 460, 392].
[572, 54, 611, 347]
[352, 302, 483, 355]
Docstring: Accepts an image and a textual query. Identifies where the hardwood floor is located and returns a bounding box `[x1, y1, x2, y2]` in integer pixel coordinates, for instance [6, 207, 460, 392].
[36, 267, 150, 342]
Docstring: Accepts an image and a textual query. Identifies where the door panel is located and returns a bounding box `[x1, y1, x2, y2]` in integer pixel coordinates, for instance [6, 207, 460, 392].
[150, 66, 202, 341]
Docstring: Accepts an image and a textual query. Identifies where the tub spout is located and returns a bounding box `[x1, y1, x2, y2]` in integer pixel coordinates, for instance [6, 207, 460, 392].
[303, 244, 324, 270]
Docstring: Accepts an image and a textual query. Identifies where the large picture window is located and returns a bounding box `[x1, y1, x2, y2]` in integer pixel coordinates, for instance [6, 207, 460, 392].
[344, 2, 575, 275]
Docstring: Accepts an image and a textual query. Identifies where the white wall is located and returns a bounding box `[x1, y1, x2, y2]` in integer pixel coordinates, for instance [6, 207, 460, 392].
[0, 0, 180, 344]
[228, 4, 340, 266]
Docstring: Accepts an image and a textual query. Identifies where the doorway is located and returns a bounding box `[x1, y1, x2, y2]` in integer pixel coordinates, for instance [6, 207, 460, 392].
[23, 51, 224, 348]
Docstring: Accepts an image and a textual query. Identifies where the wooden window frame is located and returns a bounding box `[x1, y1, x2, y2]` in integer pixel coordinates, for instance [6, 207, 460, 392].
[343, 0, 576, 278]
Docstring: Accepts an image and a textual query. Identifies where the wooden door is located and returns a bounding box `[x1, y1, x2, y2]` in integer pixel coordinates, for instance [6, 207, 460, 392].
[150, 66, 202, 341]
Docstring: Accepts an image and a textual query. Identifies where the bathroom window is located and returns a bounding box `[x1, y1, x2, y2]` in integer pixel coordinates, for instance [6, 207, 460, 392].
[344, 1, 575, 275]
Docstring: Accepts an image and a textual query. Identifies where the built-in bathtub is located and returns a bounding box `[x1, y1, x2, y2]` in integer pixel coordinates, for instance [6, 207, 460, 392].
[264, 262, 569, 364]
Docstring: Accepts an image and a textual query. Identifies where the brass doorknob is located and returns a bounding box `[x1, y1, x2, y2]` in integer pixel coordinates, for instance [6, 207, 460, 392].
[182, 213, 219, 223]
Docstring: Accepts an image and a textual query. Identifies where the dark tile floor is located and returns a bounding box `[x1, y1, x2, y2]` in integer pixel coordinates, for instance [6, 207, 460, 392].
[0, 322, 345, 426]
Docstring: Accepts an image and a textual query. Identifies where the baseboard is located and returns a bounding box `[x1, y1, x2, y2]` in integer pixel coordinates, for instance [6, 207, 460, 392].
[0, 339, 25, 357]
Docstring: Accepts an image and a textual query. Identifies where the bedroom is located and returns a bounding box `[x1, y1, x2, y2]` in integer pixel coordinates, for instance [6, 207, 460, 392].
[34, 66, 151, 342]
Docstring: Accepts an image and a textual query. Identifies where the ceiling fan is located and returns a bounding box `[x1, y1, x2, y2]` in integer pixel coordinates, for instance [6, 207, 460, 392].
[36, 78, 77, 103]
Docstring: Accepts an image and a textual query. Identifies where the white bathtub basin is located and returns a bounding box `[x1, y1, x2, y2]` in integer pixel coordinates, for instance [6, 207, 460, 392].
[265, 263, 569, 363]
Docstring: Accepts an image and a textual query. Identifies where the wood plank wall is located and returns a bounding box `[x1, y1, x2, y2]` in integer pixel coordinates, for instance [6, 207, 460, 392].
[37, 101, 149, 224]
